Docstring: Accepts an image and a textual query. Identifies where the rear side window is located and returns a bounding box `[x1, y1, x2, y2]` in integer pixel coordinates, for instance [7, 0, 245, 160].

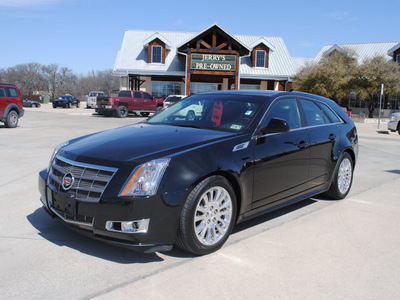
[0, 87, 6, 97]
[317, 102, 342, 123]
[8, 88, 19, 97]
[134, 92, 142, 98]
[300, 99, 326, 126]
[118, 91, 131, 97]
[143, 93, 153, 100]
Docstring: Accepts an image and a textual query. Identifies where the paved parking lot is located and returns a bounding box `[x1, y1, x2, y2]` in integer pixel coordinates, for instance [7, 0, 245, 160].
[1, 104, 400, 299]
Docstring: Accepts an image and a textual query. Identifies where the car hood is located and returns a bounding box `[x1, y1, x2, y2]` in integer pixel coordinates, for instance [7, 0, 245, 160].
[58, 124, 235, 166]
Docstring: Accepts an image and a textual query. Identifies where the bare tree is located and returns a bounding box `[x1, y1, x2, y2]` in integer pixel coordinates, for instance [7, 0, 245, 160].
[1, 62, 120, 101]
[2, 63, 46, 95]
[42, 64, 60, 100]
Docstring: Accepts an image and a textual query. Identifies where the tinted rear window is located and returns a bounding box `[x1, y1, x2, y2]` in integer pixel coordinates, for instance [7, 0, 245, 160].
[118, 91, 131, 97]
[8, 88, 19, 97]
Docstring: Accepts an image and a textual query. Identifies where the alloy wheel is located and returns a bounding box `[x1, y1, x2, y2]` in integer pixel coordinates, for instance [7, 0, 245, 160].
[194, 186, 233, 246]
[337, 157, 352, 194]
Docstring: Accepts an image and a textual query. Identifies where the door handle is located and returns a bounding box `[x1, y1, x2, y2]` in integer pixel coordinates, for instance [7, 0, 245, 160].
[7, 99, 11, 102]
[329, 134, 337, 141]
[298, 141, 309, 149]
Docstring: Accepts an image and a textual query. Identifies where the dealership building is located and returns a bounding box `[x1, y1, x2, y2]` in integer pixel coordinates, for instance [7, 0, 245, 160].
[112, 23, 299, 97]
[112, 23, 400, 98]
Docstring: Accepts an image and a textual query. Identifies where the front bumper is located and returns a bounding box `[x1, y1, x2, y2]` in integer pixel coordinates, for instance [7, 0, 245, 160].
[38, 169, 178, 253]
[388, 121, 398, 131]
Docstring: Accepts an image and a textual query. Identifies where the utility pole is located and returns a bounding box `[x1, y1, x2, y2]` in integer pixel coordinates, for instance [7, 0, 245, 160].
[378, 84, 384, 130]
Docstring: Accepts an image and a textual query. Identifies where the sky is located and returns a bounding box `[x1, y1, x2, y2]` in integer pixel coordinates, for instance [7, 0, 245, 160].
[0, 0, 399, 75]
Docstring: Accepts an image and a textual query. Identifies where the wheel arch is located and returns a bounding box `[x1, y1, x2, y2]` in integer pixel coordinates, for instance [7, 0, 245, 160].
[183, 170, 243, 224]
[2, 103, 21, 120]
[343, 147, 356, 168]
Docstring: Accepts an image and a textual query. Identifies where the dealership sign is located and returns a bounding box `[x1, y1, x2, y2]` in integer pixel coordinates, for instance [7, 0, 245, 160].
[191, 54, 236, 71]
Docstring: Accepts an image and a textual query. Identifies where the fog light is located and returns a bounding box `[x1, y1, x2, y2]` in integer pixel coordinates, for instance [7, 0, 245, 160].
[105, 219, 150, 234]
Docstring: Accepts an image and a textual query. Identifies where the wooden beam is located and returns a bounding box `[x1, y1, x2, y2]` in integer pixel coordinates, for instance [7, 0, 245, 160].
[217, 42, 228, 50]
[212, 28, 217, 48]
[200, 40, 211, 49]
[191, 49, 237, 54]
[186, 54, 192, 95]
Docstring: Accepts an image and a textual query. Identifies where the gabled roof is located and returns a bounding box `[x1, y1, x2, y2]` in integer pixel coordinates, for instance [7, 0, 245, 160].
[387, 43, 400, 57]
[314, 41, 400, 64]
[142, 32, 172, 50]
[177, 23, 250, 55]
[248, 38, 276, 52]
[324, 44, 347, 56]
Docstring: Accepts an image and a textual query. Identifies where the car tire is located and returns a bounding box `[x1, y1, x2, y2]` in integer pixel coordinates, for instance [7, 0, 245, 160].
[77, 102, 80, 108]
[397, 123, 400, 135]
[52, 104, 56, 108]
[176, 175, 236, 255]
[324, 152, 354, 200]
[140, 112, 150, 117]
[32, 104, 37, 108]
[186, 110, 195, 121]
[5, 110, 19, 128]
[116, 105, 128, 118]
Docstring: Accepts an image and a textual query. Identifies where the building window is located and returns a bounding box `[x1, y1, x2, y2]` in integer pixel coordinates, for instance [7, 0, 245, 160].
[397, 54, 400, 65]
[256, 50, 266, 68]
[190, 83, 222, 94]
[152, 46, 162, 63]
[151, 81, 181, 98]
[240, 84, 260, 90]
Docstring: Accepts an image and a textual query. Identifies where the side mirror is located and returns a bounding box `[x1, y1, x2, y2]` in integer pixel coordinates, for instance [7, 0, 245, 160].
[259, 118, 290, 135]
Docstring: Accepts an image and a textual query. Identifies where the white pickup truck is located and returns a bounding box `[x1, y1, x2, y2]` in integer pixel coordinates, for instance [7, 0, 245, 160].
[86, 91, 105, 108]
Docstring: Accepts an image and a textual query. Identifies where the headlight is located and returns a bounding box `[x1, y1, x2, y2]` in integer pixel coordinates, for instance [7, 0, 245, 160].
[48, 141, 69, 171]
[119, 158, 170, 197]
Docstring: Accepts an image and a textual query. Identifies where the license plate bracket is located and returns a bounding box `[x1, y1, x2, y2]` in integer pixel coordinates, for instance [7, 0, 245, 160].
[52, 191, 76, 216]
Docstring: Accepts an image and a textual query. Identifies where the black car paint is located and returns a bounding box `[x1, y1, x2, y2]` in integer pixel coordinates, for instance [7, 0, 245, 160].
[52, 96, 79, 108]
[38, 91, 358, 252]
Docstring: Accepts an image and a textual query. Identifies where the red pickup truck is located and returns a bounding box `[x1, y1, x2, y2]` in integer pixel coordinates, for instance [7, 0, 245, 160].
[96, 90, 164, 118]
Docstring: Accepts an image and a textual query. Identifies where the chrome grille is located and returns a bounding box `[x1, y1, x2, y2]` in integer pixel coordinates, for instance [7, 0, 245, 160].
[49, 156, 118, 202]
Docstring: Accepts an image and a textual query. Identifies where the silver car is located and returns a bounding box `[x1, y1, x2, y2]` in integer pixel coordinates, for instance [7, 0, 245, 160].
[388, 112, 400, 134]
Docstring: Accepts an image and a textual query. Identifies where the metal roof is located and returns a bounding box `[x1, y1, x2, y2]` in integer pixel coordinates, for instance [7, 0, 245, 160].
[314, 42, 400, 64]
[292, 57, 314, 73]
[113, 29, 297, 80]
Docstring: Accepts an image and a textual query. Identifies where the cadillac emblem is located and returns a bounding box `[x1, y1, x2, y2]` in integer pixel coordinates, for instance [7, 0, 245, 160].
[62, 173, 74, 190]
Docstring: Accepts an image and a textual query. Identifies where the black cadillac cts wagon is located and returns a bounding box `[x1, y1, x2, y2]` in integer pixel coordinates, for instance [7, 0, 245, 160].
[38, 91, 358, 255]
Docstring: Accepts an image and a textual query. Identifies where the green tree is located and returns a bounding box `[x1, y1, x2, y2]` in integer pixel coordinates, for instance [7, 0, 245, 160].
[355, 56, 400, 118]
[294, 50, 358, 102]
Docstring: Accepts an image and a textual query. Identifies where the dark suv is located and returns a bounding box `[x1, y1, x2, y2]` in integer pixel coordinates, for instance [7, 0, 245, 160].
[0, 83, 24, 128]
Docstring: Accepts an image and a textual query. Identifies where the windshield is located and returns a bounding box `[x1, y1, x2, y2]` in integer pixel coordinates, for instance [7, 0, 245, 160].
[89, 92, 104, 97]
[165, 96, 183, 103]
[147, 94, 265, 133]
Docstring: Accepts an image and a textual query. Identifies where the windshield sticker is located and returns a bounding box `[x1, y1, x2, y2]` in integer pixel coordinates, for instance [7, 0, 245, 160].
[211, 101, 223, 126]
[230, 124, 243, 130]
[245, 110, 253, 116]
